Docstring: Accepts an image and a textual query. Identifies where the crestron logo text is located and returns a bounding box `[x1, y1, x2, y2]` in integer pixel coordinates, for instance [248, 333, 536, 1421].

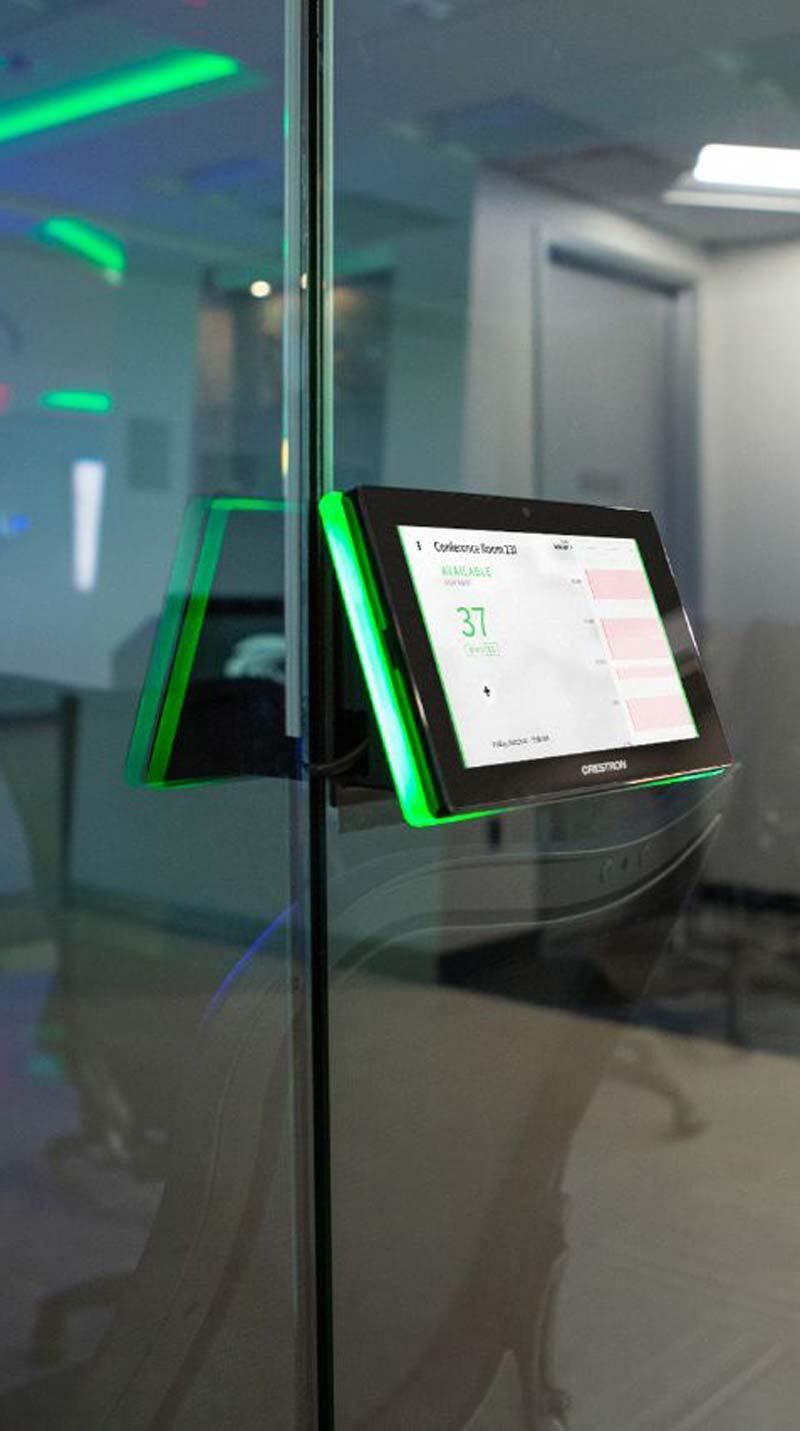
[581, 759, 628, 776]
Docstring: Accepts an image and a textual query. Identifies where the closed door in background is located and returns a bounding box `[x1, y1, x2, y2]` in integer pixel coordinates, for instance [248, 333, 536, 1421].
[540, 252, 698, 607]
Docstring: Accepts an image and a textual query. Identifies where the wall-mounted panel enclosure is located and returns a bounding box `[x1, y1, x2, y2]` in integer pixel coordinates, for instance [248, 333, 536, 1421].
[322, 487, 730, 825]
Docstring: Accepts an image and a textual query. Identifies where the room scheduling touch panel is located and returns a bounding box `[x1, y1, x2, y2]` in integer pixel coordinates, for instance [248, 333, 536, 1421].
[398, 525, 698, 769]
[320, 487, 730, 825]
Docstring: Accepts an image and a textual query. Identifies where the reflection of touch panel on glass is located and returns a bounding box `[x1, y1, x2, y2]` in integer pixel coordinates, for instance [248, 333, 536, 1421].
[398, 525, 698, 769]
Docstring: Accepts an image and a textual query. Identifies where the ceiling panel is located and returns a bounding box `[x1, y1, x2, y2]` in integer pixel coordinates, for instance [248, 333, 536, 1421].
[0, 0, 797, 261]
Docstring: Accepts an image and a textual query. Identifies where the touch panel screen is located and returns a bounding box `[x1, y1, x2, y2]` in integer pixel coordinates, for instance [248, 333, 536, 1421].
[398, 525, 698, 769]
[321, 486, 730, 826]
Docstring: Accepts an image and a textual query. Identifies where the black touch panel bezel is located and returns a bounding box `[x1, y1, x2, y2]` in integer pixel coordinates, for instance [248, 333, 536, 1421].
[352, 486, 731, 815]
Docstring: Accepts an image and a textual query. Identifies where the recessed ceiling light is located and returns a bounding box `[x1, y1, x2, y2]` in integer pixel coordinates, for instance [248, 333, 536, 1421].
[664, 184, 800, 213]
[694, 143, 800, 191]
[250, 279, 271, 298]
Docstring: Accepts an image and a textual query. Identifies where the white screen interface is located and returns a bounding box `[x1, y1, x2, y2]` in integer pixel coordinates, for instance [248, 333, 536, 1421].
[398, 525, 698, 769]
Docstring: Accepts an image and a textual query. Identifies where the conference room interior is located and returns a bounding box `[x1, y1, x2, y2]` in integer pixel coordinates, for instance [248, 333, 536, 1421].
[3, 2, 800, 1428]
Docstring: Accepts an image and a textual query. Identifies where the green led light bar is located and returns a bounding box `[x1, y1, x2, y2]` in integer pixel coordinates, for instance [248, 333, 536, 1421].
[320, 491, 727, 827]
[320, 490, 494, 826]
[127, 497, 288, 789]
[0, 50, 240, 147]
[633, 768, 726, 790]
[39, 217, 127, 274]
[39, 389, 112, 413]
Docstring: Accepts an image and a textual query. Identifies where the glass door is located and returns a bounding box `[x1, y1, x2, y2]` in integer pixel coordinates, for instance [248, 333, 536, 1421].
[0, 2, 317, 1428]
[323, 3, 800, 1429]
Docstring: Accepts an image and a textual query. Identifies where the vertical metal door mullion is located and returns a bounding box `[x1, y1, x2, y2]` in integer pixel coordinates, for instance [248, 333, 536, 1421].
[306, 0, 335, 1423]
[285, 0, 335, 1422]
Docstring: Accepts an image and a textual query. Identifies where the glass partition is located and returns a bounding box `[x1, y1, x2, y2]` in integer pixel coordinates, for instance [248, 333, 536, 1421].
[0, 3, 316, 1428]
[327, 4, 800, 1428]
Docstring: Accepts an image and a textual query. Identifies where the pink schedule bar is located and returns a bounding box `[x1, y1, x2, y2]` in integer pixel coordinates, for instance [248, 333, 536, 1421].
[587, 567, 649, 600]
[602, 617, 668, 660]
[627, 694, 692, 732]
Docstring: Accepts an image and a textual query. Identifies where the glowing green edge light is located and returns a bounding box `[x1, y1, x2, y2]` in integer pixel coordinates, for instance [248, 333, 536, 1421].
[320, 492, 727, 826]
[40, 217, 126, 273]
[127, 498, 289, 790]
[39, 389, 112, 412]
[632, 768, 726, 791]
[320, 490, 498, 827]
[0, 50, 240, 146]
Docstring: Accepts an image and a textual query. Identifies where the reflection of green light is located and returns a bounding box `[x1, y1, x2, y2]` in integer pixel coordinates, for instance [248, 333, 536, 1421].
[127, 498, 289, 789]
[0, 50, 240, 146]
[320, 491, 494, 827]
[39, 217, 127, 274]
[634, 768, 726, 791]
[146, 505, 229, 784]
[320, 491, 729, 827]
[39, 390, 112, 413]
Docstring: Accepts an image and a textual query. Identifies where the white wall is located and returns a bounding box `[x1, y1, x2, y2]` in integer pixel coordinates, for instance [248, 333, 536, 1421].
[98, 267, 199, 682]
[701, 240, 800, 628]
[382, 226, 471, 493]
[695, 239, 800, 891]
[0, 243, 198, 690]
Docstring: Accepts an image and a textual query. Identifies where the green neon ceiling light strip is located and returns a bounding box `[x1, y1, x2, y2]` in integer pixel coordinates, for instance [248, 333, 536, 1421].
[127, 497, 288, 790]
[40, 217, 126, 274]
[320, 490, 497, 827]
[39, 389, 112, 412]
[0, 50, 240, 147]
[320, 491, 727, 826]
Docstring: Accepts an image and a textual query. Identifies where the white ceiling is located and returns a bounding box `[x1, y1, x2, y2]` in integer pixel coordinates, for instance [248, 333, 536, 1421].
[1, 0, 800, 276]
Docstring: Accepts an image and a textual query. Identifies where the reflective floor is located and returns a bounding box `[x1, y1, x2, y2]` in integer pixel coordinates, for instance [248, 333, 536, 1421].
[327, 866, 800, 1430]
[560, 1019, 800, 1431]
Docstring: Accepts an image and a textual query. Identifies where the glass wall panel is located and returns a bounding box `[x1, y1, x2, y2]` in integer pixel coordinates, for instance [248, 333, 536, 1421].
[328, 4, 800, 1428]
[0, 3, 314, 1428]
